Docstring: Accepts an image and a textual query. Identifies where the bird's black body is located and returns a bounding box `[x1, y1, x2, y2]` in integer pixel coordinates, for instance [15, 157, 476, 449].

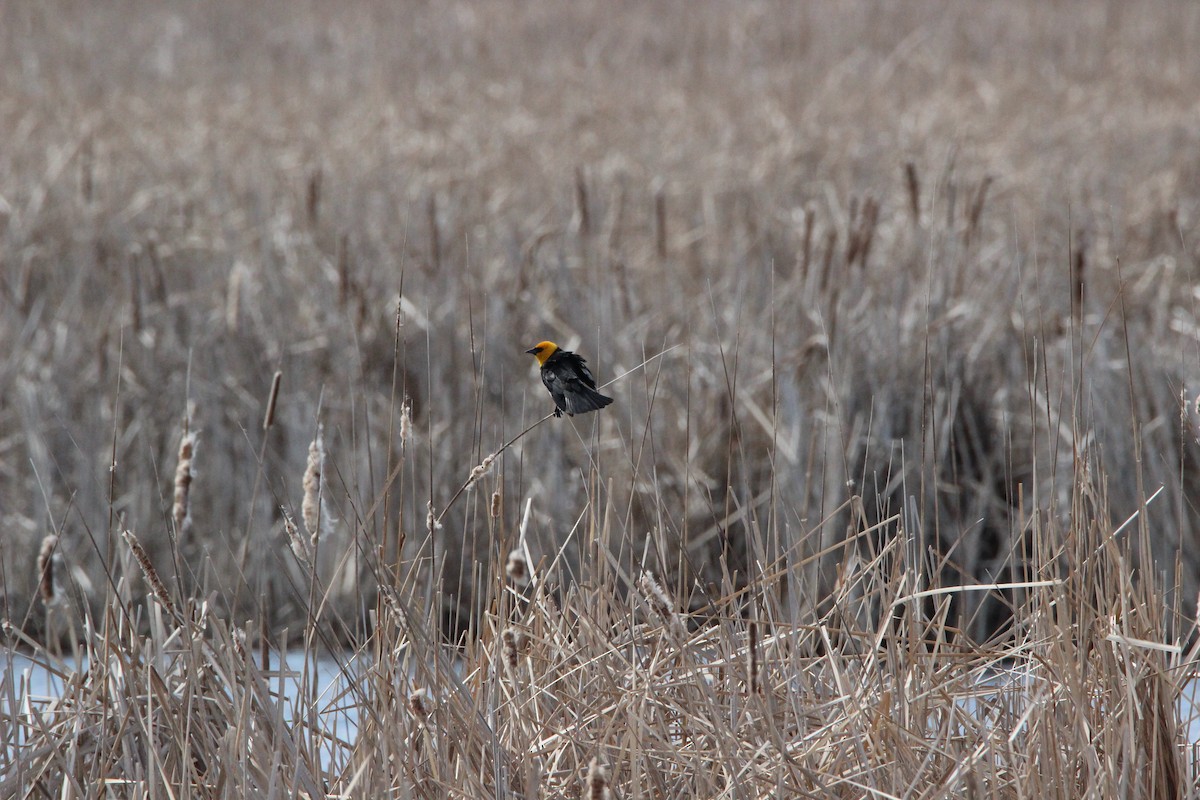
[526, 342, 613, 417]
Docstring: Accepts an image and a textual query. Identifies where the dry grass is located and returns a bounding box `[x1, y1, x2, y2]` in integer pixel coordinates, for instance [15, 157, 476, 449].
[4, 469, 1198, 796]
[3, 0, 1200, 795]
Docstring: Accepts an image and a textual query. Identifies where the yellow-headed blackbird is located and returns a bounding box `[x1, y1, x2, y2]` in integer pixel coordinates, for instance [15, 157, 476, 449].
[526, 341, 613, 418]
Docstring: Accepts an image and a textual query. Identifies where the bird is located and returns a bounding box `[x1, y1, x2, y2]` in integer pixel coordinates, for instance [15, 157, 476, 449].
[525, 341, 613, 418]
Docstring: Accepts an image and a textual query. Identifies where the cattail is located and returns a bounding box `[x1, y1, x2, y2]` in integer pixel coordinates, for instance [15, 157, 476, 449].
[410, 688, 433, 719]
[575, 165, 591, 237]
[904, 161, 921, 225]
[336, 231, 351, 307]
[302, 423, 328, 546]
[819, 228, 838, 292]
[226, 262, 245, 333]
[129, 259, 143, 334]
[399, 398, 413, 445]
[586, 758, 611, 800]
[282, 506, 311, 564]
[465, 454, 495, 491]
[747, 620, 761, 694]
[637, 570, 677, 627]
[800, 203, 815, 281]
[506, 548, 531, 587]
[173, 431, 196, 539]
[966, 174, 993, 240]
[379, 585, 404, 618]
[501, 627, 521, 675]
[262, 371, 282, 431]
[231, 626, 248, 662]
[654, 184, 668, 260]
[306, 166, 322, 228]
[123, 529, 178, 619]
[427, 193, 441, 272]
[80, 133, 94, 204]
[37, 535, 65, 608]
[490, 491, 502, 519]
[1071, 229, 1087, 325]
[426, 500, 441, 537]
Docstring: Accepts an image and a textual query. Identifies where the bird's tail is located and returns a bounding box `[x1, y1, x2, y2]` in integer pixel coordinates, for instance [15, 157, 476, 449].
[567, 387, 614, 415]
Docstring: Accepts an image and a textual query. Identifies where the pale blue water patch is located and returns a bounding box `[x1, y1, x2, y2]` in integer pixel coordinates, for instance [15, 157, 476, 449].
[1, 647, 365, 769]
[8, 648, 1200, 770]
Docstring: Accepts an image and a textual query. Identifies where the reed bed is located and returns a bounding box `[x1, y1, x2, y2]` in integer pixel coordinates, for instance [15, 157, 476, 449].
[3, 0, 1200, 794]
[4, 467, 1199, 796]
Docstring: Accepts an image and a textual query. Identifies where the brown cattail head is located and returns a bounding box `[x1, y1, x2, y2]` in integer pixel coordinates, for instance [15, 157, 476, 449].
[490, 491, 502, 519]
[747, 620, 761, 694]
[904, 161, 921, 226]
[173, 431, 196, 539]
[586, 757, 611, 800]
[501, 627, 524, 675]
[410, 687, 433, 719]
[37, 535, 65, 608]
[123, 529, 178, 620]
[506, 548, 531, 587]
[302, 423, 327, 546]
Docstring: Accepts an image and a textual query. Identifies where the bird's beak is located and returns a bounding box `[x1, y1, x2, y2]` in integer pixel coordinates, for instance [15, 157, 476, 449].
[525, 347, 538, 355]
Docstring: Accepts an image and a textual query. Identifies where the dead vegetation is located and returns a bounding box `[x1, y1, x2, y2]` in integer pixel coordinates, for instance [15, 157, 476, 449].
[3, 0, 1200, 794]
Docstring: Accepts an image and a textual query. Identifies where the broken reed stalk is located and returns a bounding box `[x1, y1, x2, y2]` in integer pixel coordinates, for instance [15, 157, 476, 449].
[173, 431, 196, 540]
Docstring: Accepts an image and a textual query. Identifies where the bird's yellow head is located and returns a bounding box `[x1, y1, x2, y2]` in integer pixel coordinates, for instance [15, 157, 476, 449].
[525, 340, 559, 366]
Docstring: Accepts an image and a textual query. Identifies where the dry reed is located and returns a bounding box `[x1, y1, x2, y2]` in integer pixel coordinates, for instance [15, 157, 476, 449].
[4, 1, 1200, 795]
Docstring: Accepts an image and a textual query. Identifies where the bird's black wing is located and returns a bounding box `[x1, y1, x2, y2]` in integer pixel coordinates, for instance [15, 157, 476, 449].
[561, 352, 598, 389]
